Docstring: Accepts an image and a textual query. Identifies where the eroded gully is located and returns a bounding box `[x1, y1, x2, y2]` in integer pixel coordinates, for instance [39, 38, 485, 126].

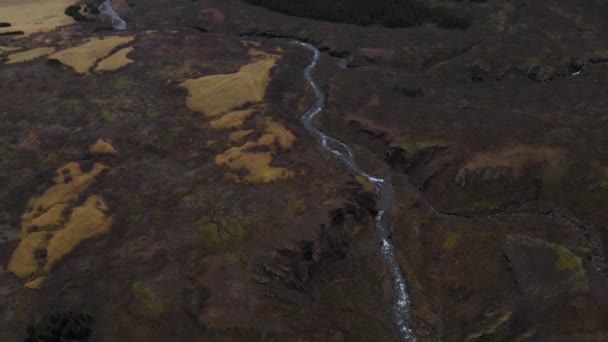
[295, 41, 417, 342]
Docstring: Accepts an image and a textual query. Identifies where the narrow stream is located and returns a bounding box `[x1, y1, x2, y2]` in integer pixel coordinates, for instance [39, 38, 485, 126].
[295, 41, 417, 342]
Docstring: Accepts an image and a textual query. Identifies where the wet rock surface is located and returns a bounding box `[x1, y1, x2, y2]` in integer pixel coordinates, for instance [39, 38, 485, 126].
[1, 0, 608, 341]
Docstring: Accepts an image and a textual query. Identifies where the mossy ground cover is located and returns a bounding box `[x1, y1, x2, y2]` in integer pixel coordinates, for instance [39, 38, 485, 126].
[552, 244, 587, 292]
[3, 1, 608, 339]
[0, 12, 391, 342]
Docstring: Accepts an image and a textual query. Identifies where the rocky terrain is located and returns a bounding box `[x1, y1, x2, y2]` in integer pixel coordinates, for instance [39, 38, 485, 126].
[1, 0, 608, 341]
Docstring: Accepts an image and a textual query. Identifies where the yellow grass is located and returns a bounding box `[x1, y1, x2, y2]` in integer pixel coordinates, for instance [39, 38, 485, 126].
[215, 119, 295, 183]
[463, 144, 564, 175]
[355, 175, 374, 192]
[21, 162, 108, 232]
[241, 40, 262, 48]
[44, 195, 112, 272]
[5, 47, 55, 64]
[48, 36, 136, 74]
[25, 276, 46, 290]
[228, 130, 254, 143]
[0, 46, 21, 53]
[256, 133, 276, 146]
[178, 48, 291, 183]
[89, 138, 118, 155]
[178, 56, 278, 117]
[28, 203, 68, 232]
[7, 231, 50, 278]
[95, 46, 135, 72]
[264, 119, 295, 148]
[209, 108, 256, 129]
[216, 148, 292, 183]
[0, 0, 75, 37]
[8, 162, 111, 286]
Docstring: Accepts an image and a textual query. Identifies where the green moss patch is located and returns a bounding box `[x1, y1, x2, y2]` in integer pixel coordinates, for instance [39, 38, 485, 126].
[552, 244, 587, 292]
[442, 229, 459, 250]
[130, 282, 167, 319]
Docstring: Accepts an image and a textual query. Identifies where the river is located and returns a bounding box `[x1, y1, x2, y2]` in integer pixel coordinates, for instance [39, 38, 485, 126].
[295, 41, 417, 342]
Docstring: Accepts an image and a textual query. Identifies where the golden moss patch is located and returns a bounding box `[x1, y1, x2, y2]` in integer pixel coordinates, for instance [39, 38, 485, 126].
[216, 148, 287, 183]
[215, 119, 295, 183]
[241, 40, 262, 49]
[7, 162, 111, 287]
[5, 47, 55, 64]
[89, 138, 118, 155]
[95, 46, 135, 72]
[24, 276, 46, 290]
[178, 53, 279, 117]
[209, 108, 257, 129]
[463, 144, 564, 177]
[178, 48, 294, 184]
[7, 231, 50, 278]
[0, 46, 21, 53]
[28, 203, 68, 232]
[44, 195, 112, 271]
[264, 120, 296, 148]
[0, 0, 75, 37]
[21, 162, 108, 235]
[228, 129, 254, 143]
[48, 36, 136, 74]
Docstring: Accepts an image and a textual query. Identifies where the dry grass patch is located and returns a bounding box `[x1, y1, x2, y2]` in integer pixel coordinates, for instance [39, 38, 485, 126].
[228, 129, 254, 143]
[5, 47, 55, 64]
[178, 52, 279, 117]
[216, 147, 289, 183]
[89, 138, 118, 155]
[0, 46, 22, 53]
[27, 203, 69, 233]
[21, 162, 108, 235]
[7, 231, 50, 279]
[209, 107, 257, 129]
[264, 120, 296, 148]
[0, 0, 75, 37]
[48, 36, 135, 74]
[95, 46, 135, 72]
[44, 195, 112, 271]
[6, 162, 111, 286]
[178, 48, 294, 183]
[463, 144, 564, 176]
[215, 119, 295, 183]
[24, 276, 46, 290]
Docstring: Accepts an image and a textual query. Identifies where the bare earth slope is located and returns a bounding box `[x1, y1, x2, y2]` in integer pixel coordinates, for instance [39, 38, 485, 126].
[1, 0, 608, 341]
